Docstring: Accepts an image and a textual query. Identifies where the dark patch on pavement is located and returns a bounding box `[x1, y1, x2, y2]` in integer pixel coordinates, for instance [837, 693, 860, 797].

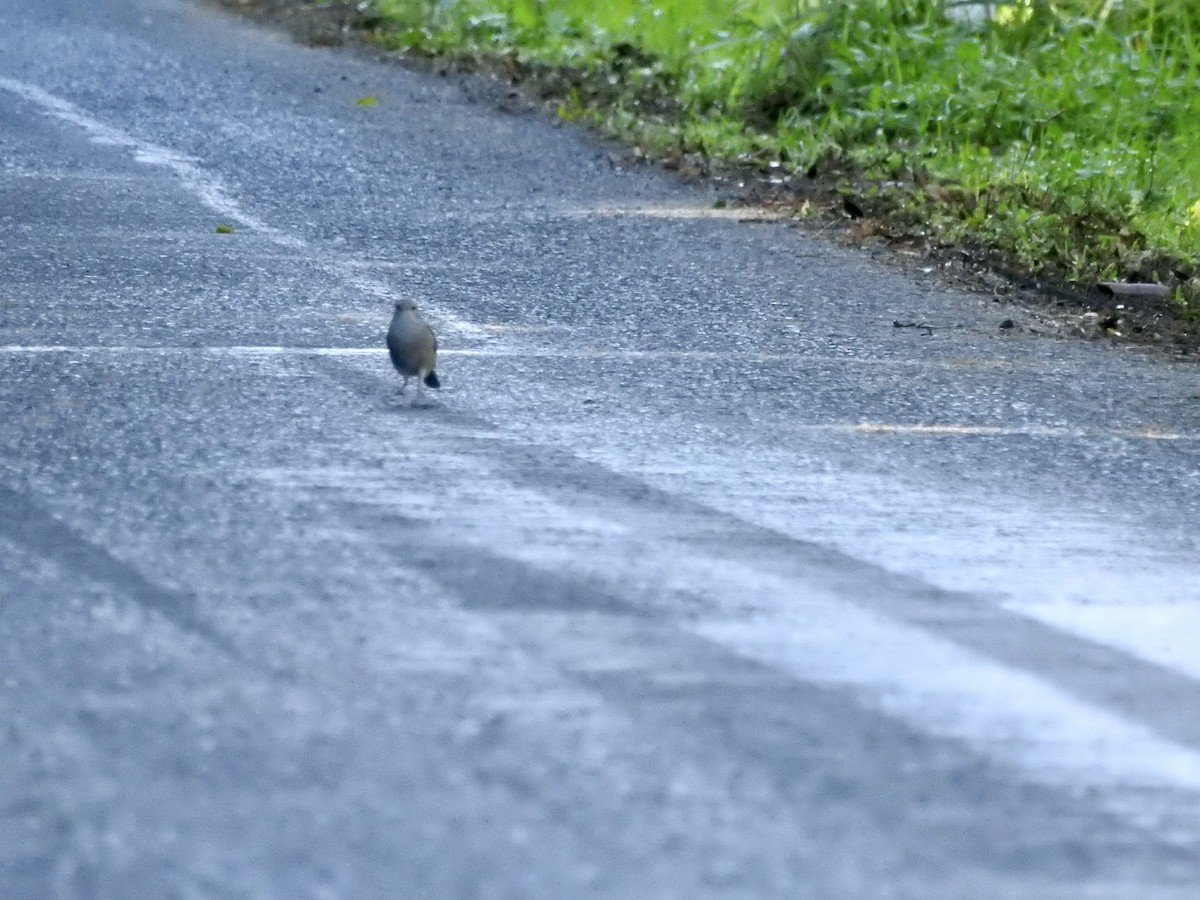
[342, 506, 645, 616]
[311, 356, 1200, 751]
[0, 485, 238, 656]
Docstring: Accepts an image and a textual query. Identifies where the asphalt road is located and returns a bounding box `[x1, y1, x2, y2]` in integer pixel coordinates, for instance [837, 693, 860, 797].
[3, 1, 1200, 897]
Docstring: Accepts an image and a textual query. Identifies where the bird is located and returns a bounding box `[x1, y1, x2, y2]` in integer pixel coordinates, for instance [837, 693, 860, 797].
[387, 299, 441, 397]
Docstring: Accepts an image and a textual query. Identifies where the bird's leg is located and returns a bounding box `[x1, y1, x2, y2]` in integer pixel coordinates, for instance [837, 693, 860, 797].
[399, 376, 410, 395]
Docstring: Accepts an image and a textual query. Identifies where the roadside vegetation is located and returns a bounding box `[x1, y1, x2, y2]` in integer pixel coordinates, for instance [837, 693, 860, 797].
[220, 0, 1200, 339]
[363, 0, 1200, 327]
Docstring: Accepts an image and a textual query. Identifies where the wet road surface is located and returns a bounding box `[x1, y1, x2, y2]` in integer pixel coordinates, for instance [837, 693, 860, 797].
[3, 1, 1200, 897]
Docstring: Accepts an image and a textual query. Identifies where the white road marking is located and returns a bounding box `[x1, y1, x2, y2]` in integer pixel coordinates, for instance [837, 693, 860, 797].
[0, 344, 904, 361]
[0, 77, 482, 335]
[10, 344, 1192, 438]
[3, 345, 1195, 441]
[337, 270, 488, 340]
[0, 344, 847, 359]
[853, 421, 1192, 440]
[0, 76, 302, 247]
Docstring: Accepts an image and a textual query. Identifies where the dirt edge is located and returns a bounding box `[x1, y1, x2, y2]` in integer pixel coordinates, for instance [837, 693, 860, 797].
[207, 0, 1198, 359]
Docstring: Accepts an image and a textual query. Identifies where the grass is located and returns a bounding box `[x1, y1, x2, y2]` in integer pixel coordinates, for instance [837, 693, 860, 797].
[364, 0, 1200, 323]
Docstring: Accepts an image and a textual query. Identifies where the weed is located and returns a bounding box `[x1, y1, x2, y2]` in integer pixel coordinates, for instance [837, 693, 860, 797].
[368, 0, 1200, 316]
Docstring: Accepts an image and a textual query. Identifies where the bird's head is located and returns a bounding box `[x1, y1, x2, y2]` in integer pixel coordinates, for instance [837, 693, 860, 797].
[394, 299, 418, 313]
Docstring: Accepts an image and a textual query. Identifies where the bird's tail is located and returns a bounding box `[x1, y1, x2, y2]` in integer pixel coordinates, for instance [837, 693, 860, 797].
[423, 371, 441, 389]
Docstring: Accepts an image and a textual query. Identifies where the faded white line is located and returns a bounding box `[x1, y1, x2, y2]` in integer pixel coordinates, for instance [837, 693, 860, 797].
[0, 344, 828, 361]
[0, 76, 302, 247]
[336, 270, 488, 340]
[851, 421, 1195, 441]
[0, 345, 383, 356]
[0, 77, 482, 335]
[0, 345, 527, 359]
[4, 344, 1196, 441]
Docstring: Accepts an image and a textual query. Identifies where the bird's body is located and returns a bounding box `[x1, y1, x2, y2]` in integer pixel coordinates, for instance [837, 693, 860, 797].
[387, 300, 440, 395]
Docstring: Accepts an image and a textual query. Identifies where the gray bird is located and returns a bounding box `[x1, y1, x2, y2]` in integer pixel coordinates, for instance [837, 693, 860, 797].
[387, 299, 441, 395]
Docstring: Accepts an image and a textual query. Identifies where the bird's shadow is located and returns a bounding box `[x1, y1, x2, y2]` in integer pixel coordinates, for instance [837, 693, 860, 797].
[386, 393, 441, 412]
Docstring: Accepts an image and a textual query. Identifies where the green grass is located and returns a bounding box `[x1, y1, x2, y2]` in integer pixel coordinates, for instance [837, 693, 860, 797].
[368, 0, 1200, 317]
